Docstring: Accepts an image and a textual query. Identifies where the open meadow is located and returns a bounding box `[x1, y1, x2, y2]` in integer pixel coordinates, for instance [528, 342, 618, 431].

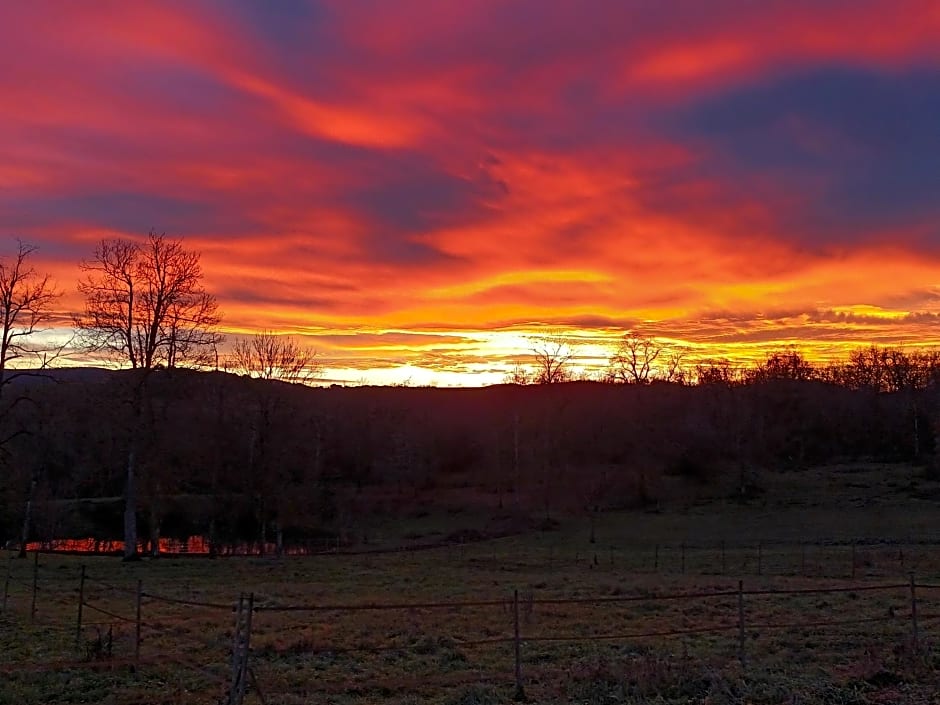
[3, 463, 940, 704]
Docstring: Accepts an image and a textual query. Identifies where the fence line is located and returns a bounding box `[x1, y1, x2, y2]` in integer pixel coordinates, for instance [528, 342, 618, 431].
[138, 590, 234, 611]
[248, 582, 912, 613]
[742, 582, 908, 596]
[80, 600, 136, 625]
[523, 623, 743, 644]
[530, 589, 737, 605]
[253, 596, 509, 612]
[2, 550, 938, 705]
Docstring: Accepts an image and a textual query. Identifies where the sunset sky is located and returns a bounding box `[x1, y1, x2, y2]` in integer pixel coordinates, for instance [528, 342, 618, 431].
[3, 1, 940, 385]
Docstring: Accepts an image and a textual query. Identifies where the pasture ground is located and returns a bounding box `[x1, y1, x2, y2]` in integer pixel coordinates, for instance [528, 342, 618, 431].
[3, 463, 940, 704]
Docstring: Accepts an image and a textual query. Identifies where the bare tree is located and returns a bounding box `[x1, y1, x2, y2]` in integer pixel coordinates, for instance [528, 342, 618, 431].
[0, 241, 62, 557]
[745, 348, 815, 383]
[77, 232, 221, 369]
[504, 362, 532, 385]
[76, 230, 222, 559]
[230, 331, 320, 555]
[231, 330, 320, 383]
[0, 241, 61, 390]
[530, 336, 574, 384]
[608, 332, 684, 384]
[695, 358, 741, 386]
[659, 346, 690, 384]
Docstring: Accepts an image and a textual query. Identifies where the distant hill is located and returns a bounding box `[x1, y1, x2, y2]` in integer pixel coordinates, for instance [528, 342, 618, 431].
[4, 367, 118, 387]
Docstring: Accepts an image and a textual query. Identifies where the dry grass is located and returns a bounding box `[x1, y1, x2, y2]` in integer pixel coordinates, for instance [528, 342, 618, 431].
[3, 462, 940, 704]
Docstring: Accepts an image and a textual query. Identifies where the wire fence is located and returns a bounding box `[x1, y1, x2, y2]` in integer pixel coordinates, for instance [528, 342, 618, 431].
[523, 537, 940, 581]
[2, 548, 939, 704]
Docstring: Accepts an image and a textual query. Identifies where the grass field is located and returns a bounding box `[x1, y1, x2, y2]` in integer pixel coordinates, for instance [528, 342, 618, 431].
[3, 463, 940, 704]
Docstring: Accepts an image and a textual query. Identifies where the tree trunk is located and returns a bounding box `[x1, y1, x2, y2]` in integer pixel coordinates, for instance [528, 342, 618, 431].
[258, 499, 267, 556]
[18, 478, 36, 558]
[513, 411, 520, 509]
[123, 446, 138, 560]
[149, 503, 160, 558]
[124, 376, 147, 562]
[208, 516, 217, 558]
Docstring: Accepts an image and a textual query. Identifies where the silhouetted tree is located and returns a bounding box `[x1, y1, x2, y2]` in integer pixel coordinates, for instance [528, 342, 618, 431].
[231, 330, 320, 383]
[76, 230, 222, 559]
[230, 331, 320, 554]
[77, 232, 221, 369]
[530, 336, 574, 384]
[746, 348, 816, 383]
[0, 240, 61, 389]
[0, 241, 63, 556]
[608, 332, 686, 383]
[694, 358, 741, 386]
[504, 363, 532, 385]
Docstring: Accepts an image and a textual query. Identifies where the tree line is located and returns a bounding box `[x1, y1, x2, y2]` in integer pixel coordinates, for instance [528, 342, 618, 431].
[2, 366, 937, 558]
[0, 234, 939, 559]
[519, 333, 940, 392]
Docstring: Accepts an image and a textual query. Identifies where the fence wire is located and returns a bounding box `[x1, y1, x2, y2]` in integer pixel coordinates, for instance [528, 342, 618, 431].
[0, 550, 934, 703]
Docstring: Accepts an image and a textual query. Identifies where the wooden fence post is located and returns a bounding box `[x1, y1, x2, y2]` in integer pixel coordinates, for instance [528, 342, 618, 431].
[241, 593, 254, 704]
[721, 541, 726, 575]
[135, 579, 142, 666]
[230, 594, 244, 698]
[757, 542, 762, 576]
[654, 544, 659, 572]
[681, 543, 686, 574]
[227, 593, 255, 705]
[737, 580, 746, 669]
[909, 572, 918, 651]
[800, 542, 806, 576]
[851, 543, 857, 579]
[30, 550, 38, 622]
[75, 565, 86, 649]
[513, 589, 525, 701]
